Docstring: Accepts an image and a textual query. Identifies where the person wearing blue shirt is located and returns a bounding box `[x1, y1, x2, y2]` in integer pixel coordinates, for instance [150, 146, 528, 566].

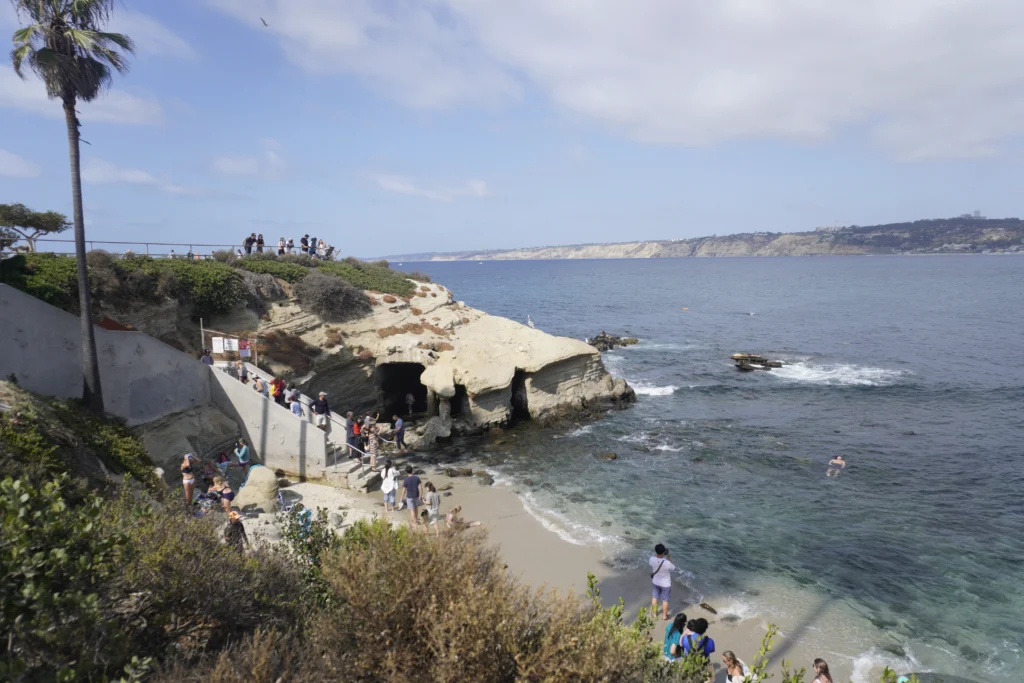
[234, 438, 251, 476]
[680, 618, 715, 680]
[393, 414, 406, 452]
[663, 613, 688, 660]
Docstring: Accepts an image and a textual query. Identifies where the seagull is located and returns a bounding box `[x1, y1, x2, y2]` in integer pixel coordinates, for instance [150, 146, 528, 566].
[260, 17, 269, 26]
[527, 315, 535, 329]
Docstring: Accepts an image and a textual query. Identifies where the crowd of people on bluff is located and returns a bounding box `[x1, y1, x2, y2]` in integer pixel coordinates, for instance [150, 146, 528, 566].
[651, 543, 840, 683]
[240, 232, 334, 260]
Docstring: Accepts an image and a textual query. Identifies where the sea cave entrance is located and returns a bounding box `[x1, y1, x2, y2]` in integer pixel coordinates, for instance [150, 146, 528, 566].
[376, 362, 428, 417]
[510, 369, 530, 425]
[451, 384, 468, 418]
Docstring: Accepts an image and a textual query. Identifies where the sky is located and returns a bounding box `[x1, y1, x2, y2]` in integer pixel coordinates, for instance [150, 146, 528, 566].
[2, 0, 1024, 257]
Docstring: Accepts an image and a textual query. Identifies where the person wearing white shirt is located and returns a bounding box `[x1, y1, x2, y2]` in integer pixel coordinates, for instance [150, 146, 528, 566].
[649, 543, 676, 621]
[380, 459, 398, 512]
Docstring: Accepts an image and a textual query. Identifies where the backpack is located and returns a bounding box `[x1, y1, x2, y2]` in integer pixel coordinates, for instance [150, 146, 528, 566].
[672, 633, 708, 659]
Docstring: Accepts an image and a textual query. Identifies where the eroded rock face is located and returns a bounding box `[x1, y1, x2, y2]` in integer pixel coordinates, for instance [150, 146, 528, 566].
[185, 278, 634, 438]
[235, 465, 279, 512]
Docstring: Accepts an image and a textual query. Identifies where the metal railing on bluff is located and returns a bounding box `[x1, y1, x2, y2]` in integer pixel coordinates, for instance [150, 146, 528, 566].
[27, 237, 329, 258]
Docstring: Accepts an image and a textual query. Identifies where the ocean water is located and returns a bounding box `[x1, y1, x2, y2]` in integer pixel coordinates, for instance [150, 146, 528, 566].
[404, 256, 1024, 683]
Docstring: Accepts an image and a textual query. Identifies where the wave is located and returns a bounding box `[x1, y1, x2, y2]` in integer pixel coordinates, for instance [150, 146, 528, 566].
[654, 443, 684, 452]
[850, 647, 919, 683]
[565, 425, 593, 438]
[519, 491, 625, 552]
[633, 382, 679, 396]
[769, 362, 909, 387]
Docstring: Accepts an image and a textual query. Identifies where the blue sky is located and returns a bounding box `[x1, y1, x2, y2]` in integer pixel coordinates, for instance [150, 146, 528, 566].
[2, 0, 1023, 257]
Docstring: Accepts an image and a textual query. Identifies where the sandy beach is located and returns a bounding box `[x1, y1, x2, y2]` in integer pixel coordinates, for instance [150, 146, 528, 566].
[242, 464, 880, 683]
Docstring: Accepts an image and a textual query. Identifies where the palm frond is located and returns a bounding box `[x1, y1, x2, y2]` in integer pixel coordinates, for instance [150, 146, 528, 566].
[10, 43, 32, 77]
[11, 25, 42, 45]
[73, 56, 111, 101]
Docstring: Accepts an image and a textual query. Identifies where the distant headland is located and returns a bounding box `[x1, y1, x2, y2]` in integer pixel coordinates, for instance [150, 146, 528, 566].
[384, 216, 1024, 261]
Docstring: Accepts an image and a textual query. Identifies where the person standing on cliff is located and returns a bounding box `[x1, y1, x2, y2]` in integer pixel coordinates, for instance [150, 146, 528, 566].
[243, 232, 256, 255]
[311, 392, 331, 430]
[649, 543, 675, 621]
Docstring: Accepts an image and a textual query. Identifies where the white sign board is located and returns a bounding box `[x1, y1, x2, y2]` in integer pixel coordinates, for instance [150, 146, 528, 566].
[211, 337, 225, 354]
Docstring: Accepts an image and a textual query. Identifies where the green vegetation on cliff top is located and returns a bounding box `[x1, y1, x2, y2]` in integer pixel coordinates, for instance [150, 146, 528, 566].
[0, 251, 417, 318]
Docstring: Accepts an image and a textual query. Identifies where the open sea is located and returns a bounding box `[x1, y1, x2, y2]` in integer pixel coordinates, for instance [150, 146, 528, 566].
[404, 256, 1024, 683]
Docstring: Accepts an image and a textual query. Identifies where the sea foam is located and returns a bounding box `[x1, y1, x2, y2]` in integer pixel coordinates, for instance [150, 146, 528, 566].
[770, 362, 907, 387]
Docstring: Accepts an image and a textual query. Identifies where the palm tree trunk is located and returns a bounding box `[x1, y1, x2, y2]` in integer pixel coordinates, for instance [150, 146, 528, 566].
[64, 98, 104, 413]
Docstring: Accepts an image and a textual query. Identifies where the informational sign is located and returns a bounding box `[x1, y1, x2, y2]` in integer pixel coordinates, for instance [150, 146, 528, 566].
[238, 339, 251, 357]
[223, 338, 239, 352]
[211, 336, 225, 354]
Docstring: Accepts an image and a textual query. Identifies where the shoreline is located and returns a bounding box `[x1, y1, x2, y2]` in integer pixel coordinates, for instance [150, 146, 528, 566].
[252, 470, 886, 683]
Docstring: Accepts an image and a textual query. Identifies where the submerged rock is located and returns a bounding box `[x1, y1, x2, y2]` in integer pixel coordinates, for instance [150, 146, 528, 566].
[598, 452, 618, 461]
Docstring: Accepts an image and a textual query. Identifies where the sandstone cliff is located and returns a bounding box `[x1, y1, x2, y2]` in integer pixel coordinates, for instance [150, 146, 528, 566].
[385, 217, 1024, 261]
[206, 280, 634, 437]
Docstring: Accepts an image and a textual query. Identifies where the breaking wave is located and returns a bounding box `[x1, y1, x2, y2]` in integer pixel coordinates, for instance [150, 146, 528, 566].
[633, 382, 679, 396]
[769, 362, 908, 387]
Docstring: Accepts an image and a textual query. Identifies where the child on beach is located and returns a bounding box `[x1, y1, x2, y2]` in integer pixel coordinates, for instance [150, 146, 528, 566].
[445, 505, 483, 531]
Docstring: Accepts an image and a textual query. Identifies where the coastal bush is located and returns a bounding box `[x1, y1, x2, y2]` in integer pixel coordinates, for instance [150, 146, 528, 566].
[131, 258, 246, 317]
[317, 259, 415, 297]
[406, 270, 432, 282]
[211, 249, 234, 262]
[236, 257, 309, 283]
[0, 252, 79, 310]
[323, 326, 343, 348]
[280, 253, 315, 267]
[293, 270, 371, 322]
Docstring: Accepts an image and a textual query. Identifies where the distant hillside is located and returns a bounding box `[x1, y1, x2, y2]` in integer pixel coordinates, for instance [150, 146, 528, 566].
[385, 217, 1024, 261]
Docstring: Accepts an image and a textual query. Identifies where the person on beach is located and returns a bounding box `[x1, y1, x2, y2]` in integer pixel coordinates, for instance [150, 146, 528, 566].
[216, 451, 231, 476]
[311, 392, 331, 430]
[181, 453, 197, 506]
[424, 482, 441, 537]
[234, 438, 251, 476]
[722, 651, 753, 682]
[811, 659, 833, 683]
[366, 421, 379, 469]
[680, 618, 715, 681]
[210, 476, 235, 513]
[445, 505, 483, 531]
[827, 455, 846, 477]
[401, 465, 422, 525]
[201, 460, 218, 488]
[225, 510, 249, 552]
[393, 414, 407, 452]
[256, 234, 265, 253]
[200, 349, 214, 366]
[663, 612, 688, 661]
[649, 543, 676, 621]
[381, 459, 398, 512]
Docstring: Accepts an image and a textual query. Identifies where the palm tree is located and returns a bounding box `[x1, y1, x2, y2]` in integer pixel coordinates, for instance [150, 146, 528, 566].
[9, 0, 135, 413]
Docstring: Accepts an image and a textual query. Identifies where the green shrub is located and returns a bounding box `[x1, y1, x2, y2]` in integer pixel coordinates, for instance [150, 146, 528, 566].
[293, 270, 372, 322]
[236, 257, 309, 283]
[124, 258, 246, 317]
[0, 252, 78, 310]
[279, 253, 315, 267]
[211, 250, 234, 262]
[405, 269, 432, 283]
[317, 259, 415, 296]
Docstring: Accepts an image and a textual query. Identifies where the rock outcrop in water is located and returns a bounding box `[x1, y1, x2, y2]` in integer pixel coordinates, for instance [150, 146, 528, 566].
[587, 332, 639, 352]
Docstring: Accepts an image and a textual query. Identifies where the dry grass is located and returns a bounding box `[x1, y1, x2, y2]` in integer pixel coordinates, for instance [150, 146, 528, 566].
[323, 327, 343, 348]
[367, 295, 379, 306]
[410, 307, 423, 316]
[420, 285, 430, 292]
[401, 295, 412, 303]
[357, 348, 374, 361]
[423, 323, 448, 336]
[432, 317, 441, 321]
[413, 291, 426, 297]
[382, 294, 397, 304]
[377, 326, 401, 338]
[436, 341, 455, 352]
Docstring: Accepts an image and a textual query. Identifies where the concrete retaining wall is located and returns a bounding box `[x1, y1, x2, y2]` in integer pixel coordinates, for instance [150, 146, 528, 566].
[0, 284, 210, 425]
[210, 369, 327, 479]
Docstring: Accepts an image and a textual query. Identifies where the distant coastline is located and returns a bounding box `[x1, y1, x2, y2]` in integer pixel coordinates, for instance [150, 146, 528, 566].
[382, 216, 1024, 261]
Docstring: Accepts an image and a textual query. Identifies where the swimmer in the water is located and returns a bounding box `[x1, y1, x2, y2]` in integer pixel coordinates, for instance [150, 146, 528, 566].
[827, 455, 846, 477]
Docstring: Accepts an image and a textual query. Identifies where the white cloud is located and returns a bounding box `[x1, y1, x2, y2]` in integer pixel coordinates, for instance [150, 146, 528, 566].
[207, 0, 519, 108]
[82, 159, 199, 195]
[209, 0, 1024, 161]
[0, 67, 163, 125]
[212, 140, 289, 179]
[365, 173, 490, 202]
[108, 11, 197, 60]
[0, 150, 42, 178]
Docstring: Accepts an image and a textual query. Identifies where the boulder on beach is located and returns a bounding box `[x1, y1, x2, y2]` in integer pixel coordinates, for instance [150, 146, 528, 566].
[235, 466, 279, 512]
